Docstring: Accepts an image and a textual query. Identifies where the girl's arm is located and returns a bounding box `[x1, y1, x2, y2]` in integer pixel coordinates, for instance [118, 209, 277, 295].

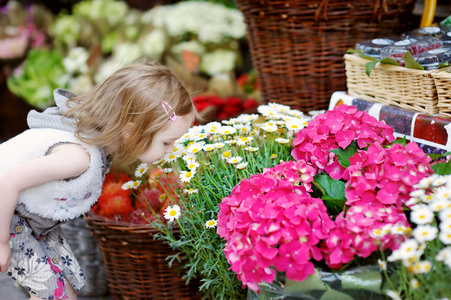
[0, 143, 90, 273]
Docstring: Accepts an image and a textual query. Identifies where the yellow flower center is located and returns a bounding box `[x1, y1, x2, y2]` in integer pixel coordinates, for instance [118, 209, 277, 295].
[192, 148, 199, 152]
[159, 194, 166, 200]
[186, 172, 192, 178]
[207, 221, 215, 226]
[170, 210, 176, 216]
[223, 151, 231, 157]
[189, 164, 195, 169]
[169, 155, 176, 159]
[140, 168, 145, 173]
[291, 125, 298, 129]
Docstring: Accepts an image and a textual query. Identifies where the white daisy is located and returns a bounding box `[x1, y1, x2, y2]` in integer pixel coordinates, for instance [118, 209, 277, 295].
[390, 224, 408, 235]
[121, 180, 141, 190]
[235, 114, 259, 123]
[236, 162, 248, 170]
[235, 136, 253, 146]
[430, 199, 449, 212]
[435, 247, 451, 261]
[180, 170, 195, 183]
[388, 239, 418, 261]
[410, 278, 419, 289]
[162, 168, 173, 173]
[377, 259, 387, 271]
[435, 186, 451, 201]
[194, 133, 208, 141]
[186, 160, 200, 171]
[439, 231, 451, 244]
[219, 126, 237, 135]
[164, 205, 181, 222]
[228, 156, 243, 164]
[134, 163, 149, 178]
[203, 144, 216, 152]
[439, 208, 451, 221]
[412, 225, 438, 243]
[182, 153, 197, 162]
[213, 142, 225, 149]
[166, 152, 179, 162]
[183, 188, 198, 195]
[385, 290, 401, 300]
[440, 219, 451, 233]
[410, 205, 434, 225]
[275, 137, 290, 144]
[412, 260, 432, 274]
[205, 219, 217, 228]
[261, 123, 278, 132]
[221, 151, 232, 161]
[244, 146, 259, 152]
[187, 142, 206, 154]
[205, 121, 222, 133]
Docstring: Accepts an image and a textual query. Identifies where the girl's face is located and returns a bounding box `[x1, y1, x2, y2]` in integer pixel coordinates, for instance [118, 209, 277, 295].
[138, 111, 194, 164]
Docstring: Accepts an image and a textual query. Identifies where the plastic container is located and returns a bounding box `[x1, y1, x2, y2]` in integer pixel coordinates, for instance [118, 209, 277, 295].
[380, 37, 442, 64]
[355, 38, 396, 59]
[406, 26, 444, 38]
[442, 31, 451, 47]
[414, 47, 451, 70]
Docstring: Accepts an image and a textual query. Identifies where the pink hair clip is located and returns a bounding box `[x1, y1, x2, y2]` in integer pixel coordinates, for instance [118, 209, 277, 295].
[162, 101, 177, 122]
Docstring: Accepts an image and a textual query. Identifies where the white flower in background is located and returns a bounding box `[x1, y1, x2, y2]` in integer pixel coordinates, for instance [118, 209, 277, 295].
[235, 114, 259, 123]
[112, 43, 143, 66]
[236, 162, 248, 170]
[436, 247, 451, 261]
[194, 133, 208, 141]
[184, 188, 199, 195]
[412, 260, 432, 274]
[308, 109, 326, 116]
[440, 219, 451, 232]
[386, 290, 401, 300]
[121, 180, 141, 190]
[50, 15, 81, 48]
[440, 208, 451, 221]
[412, 225, 438, 243]
[410, 278, 420, 289]
[228, 156, 243, 164]
[439, 231, 451, 244]
[234, 123, 252, 135]
[180, 170, 196, 183]
[186, 160, 200, 171]
[205, 219, 218, 228]
[162, 168, 173, 173]
[222, 119, 234, 125]
[377, 259, 387, 271]
[275, 138, 290, 144]
[183, 153, 197, 162]
[390, 224, 408, 235]
[134, 163, 148, 178]
[94, 60, 121, 84]
[430, 199, 450, 212]
[171, 40, 205, 58]
[203, 144, 216, 152]
[236, 136, 253, 146]
[435, 186, 451, 201]
[141, 29, 167, 60]
[164, 204, 181, 222]
[213, 142, 225, 149]
[67, 75, 94, 95]
[188, 142, 205, 154]
[287, 109, 305, 118]
[63, 47, 89, 74]
[205, 122, 222, 133]
[388, 239, 418, 261]
[219, 126, 237, 135]
[410, 205, 434, 224]
[416, 174, 438, 189]
[200, 49, 237, 76]
[244, 146, 259, 152]
[261, 123, 278, 133]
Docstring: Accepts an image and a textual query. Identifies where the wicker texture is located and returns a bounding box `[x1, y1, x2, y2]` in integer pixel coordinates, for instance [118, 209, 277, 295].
[235, 0, 416, 112]
[345, 54, 439, 115]
[433, 68, 451, 119]
[84, 212, 199, 300]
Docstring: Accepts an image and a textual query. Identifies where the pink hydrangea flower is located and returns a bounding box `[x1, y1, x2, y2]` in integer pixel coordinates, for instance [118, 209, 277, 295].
[217, 163, 334, 291]
[321, 141, 433, 269]
[291, 104, 395, 180]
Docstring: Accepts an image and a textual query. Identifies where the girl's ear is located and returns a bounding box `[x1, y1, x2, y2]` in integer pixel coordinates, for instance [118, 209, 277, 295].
[121, 122, 135, 140]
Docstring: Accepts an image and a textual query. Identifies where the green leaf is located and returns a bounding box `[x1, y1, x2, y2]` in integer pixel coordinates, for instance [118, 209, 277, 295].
[380, 57, 401, 66]
[390, 135, 407, 146]
[365, 60, 379, 77]
[313, 174, 346, 212]
[428, 151, 451, 160]
[432, 161, 451, 175]
[402, 50, 425, 71]
[439, 61, 450, 69]
[329, 141, 359, 168]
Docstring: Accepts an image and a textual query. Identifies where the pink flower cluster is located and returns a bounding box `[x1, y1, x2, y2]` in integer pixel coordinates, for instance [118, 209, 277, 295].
[291, 104, 395, 180]
[321, 142, 433, 268]
[217, 161, 334, 292]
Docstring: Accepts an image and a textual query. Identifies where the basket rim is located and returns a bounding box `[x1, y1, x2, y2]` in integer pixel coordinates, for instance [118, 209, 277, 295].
[344, 53, 438, 75]
[84, 210, 159, 231]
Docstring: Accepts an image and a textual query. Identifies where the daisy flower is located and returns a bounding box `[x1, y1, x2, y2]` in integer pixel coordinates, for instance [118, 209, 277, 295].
[205, 121, 222, 133]
[410, 205, 434, 224]
[436, 247, 451, 261]
[183, 153, 197, 162]
[440, 219, 451, 232]
[121, 180, 141, 190]
[194, 133, 208, 141]
[205, 219, 217, 228]
[430, 199, 449, 212]
[439, 208, 451, 220]
[275, 137, 290, 144]
[261, 123, 277, 132]
[213, 142, 225, 149]
[166, 152, 179, 162]
[386, 290, 402, 300]
[228, 156, 243, 164]
[162, 168, 173, 173]
[439, 231, 451, 244]
[412, 260, 432, 274]
[236, 162, 248, 170]
[221, 151, 232, 160]
[186, 160, 200, 171]
[236, 136, 253, 146]
[235, 114, 259, 123]
[410, 278, 420, 289]
[180, 170, 196, 183]
[134, 163, 148, 178]
[203, 144, 216, 152]
[187, 142, 205, 154]
[377, 259, 387, 271]
[184, 188, 198, 195]
[412, 225, 438, 243]
[388, 239, 418, 261]
[219, 126, 237, 135]
[164, 204, 181, 222]
[244, 146, 259, 152]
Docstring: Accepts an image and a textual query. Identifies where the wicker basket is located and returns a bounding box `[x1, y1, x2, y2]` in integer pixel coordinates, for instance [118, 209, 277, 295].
[432, 67, 451, 119]
[345, 53, 439, 115]
[84, 212, 199, 300]
[235, 0, 416, 112]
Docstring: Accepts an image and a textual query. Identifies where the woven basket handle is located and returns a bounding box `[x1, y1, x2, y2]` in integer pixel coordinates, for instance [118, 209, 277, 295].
[420, 0, 437, 28]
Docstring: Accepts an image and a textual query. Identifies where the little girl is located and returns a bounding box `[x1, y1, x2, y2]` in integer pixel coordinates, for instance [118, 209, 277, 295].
[0, 61, 196, 300]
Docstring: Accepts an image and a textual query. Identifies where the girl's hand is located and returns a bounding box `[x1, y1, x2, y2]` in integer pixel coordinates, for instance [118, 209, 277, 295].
[0, 242, 11, 273]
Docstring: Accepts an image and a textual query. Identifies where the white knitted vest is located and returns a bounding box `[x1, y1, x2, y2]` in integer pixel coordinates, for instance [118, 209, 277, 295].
[0, 128, 106, 221]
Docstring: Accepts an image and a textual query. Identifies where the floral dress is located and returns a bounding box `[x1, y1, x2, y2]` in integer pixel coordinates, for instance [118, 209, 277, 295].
[8, 205, 85, 299]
